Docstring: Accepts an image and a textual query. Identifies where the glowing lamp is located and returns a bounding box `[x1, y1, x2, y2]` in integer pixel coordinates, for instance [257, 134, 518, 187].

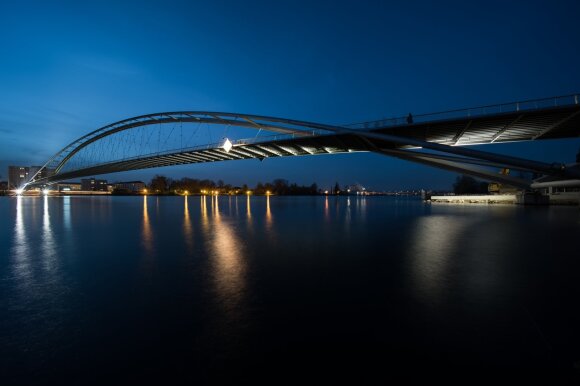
[15, 188, 24, 195]
[42, 189, 50, 195]
[222, 138, 233, 153]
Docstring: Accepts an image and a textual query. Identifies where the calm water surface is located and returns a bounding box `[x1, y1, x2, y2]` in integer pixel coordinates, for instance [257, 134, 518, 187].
[1, 195, 579, 383]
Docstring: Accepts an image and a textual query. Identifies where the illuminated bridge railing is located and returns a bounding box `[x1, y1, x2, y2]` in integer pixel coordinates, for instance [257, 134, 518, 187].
[346, 93, 580, 130]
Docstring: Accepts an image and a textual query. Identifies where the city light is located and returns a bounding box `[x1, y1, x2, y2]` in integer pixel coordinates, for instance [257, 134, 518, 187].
[15, 188, 23, 195]
[266, 190, 271, 195]
[184, 190, 189, 195]
[222, 138, 233, 153]
[246, 190, 252, 195]
[42, 189, 50, 195]
[143, 188, 148, 194]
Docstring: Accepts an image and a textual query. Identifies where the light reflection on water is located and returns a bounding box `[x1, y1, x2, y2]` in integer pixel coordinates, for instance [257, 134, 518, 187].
[142, 196, 154, 255]
[41, 196, 56, 270]
[265, 195, 272, 228]
[3, 196, 580, 381]
[409, 215, 475, 304]
[183, 196, 193, 252]
[12, 196, 31, 282]
[195, 195, 247, 316]
[210, 197, 246, 312]
[63, 196, 71, 231]
[344, 197, 351, 234]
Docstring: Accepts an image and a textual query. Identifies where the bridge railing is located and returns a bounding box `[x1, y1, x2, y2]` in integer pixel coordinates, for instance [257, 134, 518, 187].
[345, 93, 580, 130]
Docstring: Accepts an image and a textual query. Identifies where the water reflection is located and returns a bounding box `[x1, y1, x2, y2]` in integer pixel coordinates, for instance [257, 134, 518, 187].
[183, 196, 193, 251]
[197, 195, 247, 317]
[356, 196, 367, 221]
[345, 197, 351, 233]
[212, 219, 245, 312]
[41, 196, 56, 270]
[63, 196, 71, 232]
[266, 195, 272, 227]
[12, 196, 31, 281]
[246, 195, 251, 220]
[142, 196, 154, 254]
[201, 195, 207, 217]
[213, 194, 219, 216]
[409, 215, 471, 304]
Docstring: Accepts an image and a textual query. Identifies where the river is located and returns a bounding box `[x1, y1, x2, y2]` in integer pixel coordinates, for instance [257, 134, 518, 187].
[1, 195, 579, 383]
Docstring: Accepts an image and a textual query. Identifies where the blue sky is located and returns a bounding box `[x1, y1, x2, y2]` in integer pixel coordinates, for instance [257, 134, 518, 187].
[1, 0, 579, 190]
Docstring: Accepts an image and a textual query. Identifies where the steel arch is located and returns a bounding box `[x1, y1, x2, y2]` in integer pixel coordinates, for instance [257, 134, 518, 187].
[24, 95, 580, 190]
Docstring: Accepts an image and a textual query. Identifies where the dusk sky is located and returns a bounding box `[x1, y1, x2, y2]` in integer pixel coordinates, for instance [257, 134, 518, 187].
[1, 0, 579, 190]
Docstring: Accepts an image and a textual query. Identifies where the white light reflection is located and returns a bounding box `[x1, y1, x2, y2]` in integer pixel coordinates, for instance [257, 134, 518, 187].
[409, 215, 472, 305]
[357, 195, 367, 221]
[345, 197, 351, 234]
[41, 195, 56, 270]
[12, 196, 31, 281]
[63, 196, 71, 231]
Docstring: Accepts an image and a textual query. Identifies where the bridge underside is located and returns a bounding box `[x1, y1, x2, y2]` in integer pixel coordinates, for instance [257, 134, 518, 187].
[372, 105, 580, 145]
[45, 133, 370, 182]
[29, 100, 580, 189]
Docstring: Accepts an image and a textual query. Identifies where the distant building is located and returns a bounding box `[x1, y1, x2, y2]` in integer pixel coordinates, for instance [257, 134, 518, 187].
[81, 178, 108, 192]
[8, 166, 29, 189]
[7, 166, 56, 189]
[344, 183, 367, 195]
[28, 166, 55, 182]
[57, 181, 81, 192]
[113, 181, 146, 193]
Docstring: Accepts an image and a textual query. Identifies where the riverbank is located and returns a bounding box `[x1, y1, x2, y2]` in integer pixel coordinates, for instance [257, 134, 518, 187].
[430, 193, 579, 205]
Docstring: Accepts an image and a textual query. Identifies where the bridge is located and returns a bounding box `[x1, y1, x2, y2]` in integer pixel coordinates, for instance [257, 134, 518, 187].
[25, 94, 580, 191]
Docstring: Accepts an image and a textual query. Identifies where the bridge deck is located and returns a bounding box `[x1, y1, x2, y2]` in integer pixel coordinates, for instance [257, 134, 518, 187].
[46, 104, 580, 183]
[373, 105, 580, 146]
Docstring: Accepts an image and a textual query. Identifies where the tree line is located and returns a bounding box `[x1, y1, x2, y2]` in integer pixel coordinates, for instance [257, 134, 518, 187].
[148, 175, 321, 195]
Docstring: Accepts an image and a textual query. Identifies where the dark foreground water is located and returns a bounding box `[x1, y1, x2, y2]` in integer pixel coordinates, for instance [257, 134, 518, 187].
[1, 195, 579, 384]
